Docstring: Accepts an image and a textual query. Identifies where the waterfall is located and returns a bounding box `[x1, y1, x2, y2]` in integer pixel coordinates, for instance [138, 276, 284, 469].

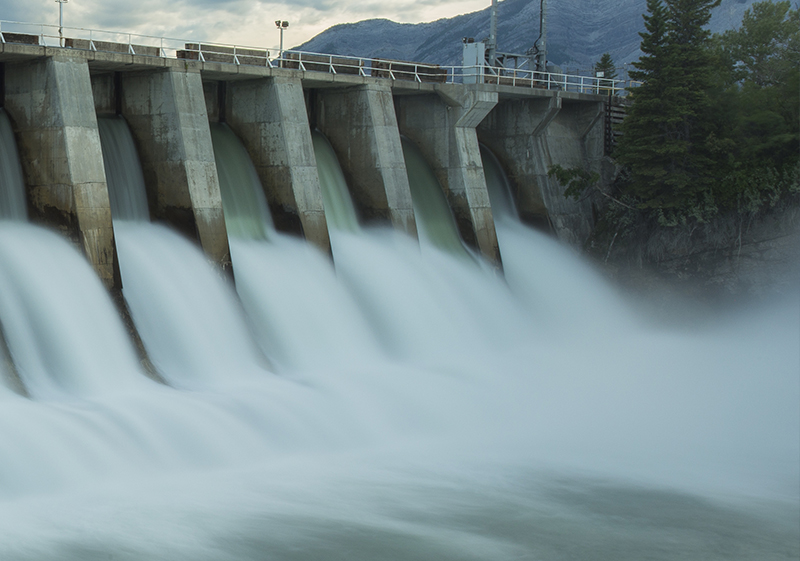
[219, 130, 382, 369]
[0, 108, 28, 393]
[0, 223, 359, 496]
[114, 221, 273, 387]
[479, 143, 631, 331]
[0, 223, 150, 398]
[210, 122, 274, 240]
[329, 228, 534, 361]
[0, 114, 797, 560]
[400, 137, 472, 260]
[98, 115, 272, 387]
[97, 115, 150, 221]
[480, 144, 518, 221]
[229, 235, 384, 370]
[0, 109, 27, 221]
[312, 130, 360, 232]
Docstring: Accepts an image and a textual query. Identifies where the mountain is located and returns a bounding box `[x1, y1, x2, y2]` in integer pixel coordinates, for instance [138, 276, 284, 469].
[296, 0, 758, 71]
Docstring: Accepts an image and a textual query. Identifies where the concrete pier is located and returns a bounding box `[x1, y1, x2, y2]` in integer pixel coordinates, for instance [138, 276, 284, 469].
[224, 77, 331, 254]
[478, 95, 605, 244]
[119, 68, 232, 271]
[314, 84, 417, 239]
[395, 86, 501, 267]
[4, 54, 121, 289]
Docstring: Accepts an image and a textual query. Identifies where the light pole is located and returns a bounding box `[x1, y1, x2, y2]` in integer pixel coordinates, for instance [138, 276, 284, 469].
[275, 20, 289, 65]
[56, 0, 68, 47]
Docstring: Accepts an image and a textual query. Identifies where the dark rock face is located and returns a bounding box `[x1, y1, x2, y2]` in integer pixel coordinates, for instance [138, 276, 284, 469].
[297, 0, 759, 69]
[658, 215, 800, 298]
[602, 209, 800, 306]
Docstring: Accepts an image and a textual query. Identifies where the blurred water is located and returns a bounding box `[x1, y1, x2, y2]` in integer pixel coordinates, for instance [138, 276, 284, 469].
[0, 216, 796, 559]
[401, 137, 473, 261]
[210, 123, 274, 240]
[480, 144, 518, 220]
[97, 115, 150, 221]
[0, 120, 796, 560]
[312, 131, 360, 232]
[114, 221, 271, 387]
[0, 223, 149, 398]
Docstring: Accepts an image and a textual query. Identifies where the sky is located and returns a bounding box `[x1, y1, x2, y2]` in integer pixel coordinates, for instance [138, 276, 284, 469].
[0, 0, 490, 51]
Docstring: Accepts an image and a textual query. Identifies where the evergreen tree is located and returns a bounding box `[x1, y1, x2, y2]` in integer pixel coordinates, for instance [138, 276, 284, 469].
[720, 0, 799, 87]
[551, 0, 799, 262]
[594, 52, 618, 94]
[594, 53, 618, 79]
[614, 0, 721, 212]
[711, 1, 800, 207]
[614, 0, 674, 207]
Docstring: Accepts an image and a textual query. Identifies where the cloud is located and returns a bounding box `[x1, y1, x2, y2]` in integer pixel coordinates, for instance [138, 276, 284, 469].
[0, 0, 488, 52]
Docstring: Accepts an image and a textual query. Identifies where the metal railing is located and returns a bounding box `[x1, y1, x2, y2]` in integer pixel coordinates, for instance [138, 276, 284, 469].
[0, 19, 633, 95]
[472, 63, 628, 95]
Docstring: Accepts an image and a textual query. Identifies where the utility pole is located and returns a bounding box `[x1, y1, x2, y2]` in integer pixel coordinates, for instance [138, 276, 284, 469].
[56, 0, 68, 47]
[536, 0, 547, 72]
[487, 0, 498, 68]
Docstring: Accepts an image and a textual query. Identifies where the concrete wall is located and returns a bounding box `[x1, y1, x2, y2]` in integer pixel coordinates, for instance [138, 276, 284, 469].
[120, 68, 232, 271]
[4, 54, 121, 289]
[478, 94, 605, 245]
[314, 84, 417, 239]
[225, 77, 330, 254]
[203, 80, 222, 124]
[91, 72, 117, 115]
[395, 86, 501, 267]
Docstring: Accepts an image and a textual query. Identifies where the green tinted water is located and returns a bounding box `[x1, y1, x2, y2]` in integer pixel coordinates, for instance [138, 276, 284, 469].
[210, 123, 274, 240]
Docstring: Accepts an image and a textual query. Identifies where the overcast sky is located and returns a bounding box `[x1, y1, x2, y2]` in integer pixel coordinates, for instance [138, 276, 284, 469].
[1, 0, 489, 51]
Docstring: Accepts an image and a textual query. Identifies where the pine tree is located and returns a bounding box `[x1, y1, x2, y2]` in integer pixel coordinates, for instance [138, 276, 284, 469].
[594, 53, 617, 94]
[614, 0, 675, 207]
[711, 1, 800, 206]
[614, 0, 722, 211]
[594, 53, 618, 79]
[724, 0, 800, 87]
[722, 1, 799, 167]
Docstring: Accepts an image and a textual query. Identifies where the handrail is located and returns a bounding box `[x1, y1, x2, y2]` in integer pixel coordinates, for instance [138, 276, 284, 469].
[0, 19, 634, 96]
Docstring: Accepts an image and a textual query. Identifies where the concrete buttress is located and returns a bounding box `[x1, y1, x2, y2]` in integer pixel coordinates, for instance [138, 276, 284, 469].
[120, 68, 232, 271]
[315, 84, 417, 239]
[395, 86, 501, 268]
[226, 77, 330, 254]
[478, 95, 605, 245]
[4, 54, 122, 290]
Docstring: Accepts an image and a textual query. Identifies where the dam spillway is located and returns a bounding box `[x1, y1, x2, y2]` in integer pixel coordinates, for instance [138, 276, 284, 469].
[0, 32, 797, 560]
[0, 37, 609, 282]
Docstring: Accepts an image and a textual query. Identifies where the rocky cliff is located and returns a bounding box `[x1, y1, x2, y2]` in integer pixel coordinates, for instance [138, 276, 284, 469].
[297, 0, 759, 69]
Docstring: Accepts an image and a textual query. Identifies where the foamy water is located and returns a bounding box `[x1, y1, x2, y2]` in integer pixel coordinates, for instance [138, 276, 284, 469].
[0, 112, 796, 560]
[0, 218, 796, 560]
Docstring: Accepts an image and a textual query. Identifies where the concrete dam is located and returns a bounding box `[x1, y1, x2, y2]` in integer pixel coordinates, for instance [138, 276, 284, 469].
[0, 37, 610, 290]
[0, 29, 798, 561]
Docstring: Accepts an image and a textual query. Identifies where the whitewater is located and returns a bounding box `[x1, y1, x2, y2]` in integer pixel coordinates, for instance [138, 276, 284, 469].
[0, 114, 795, 560]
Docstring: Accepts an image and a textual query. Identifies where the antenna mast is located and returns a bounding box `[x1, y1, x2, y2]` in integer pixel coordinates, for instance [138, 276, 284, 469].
[531, 0, 547, 72]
